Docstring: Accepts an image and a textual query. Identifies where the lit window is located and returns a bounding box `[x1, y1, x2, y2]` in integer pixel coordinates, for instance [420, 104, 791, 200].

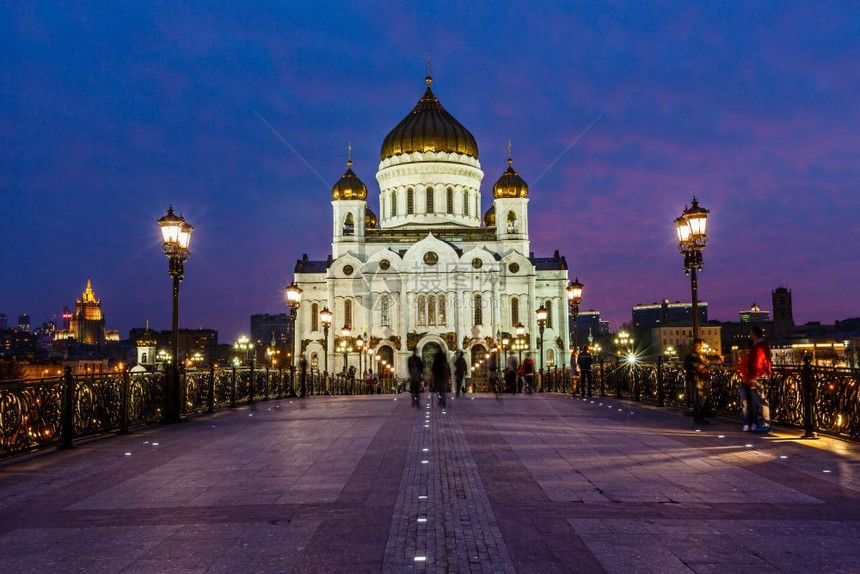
[438, 295, 446, 326]
[391, 192, 397, 217]
[380, 296, 390, 327]
[474, 294, 482, 326]
[426, 187, 434, 213]
[311, 303, 319, 332]
[507, 211, 518, 233]
[343, 213, 354, 236]
[545, 300, 553, 329]
[428, 295, 436, 326]
[407, 188, 414, 214]
[418, 295, 426, 326]
[511, 298, 519, 326]
[345, 300, 352, 329]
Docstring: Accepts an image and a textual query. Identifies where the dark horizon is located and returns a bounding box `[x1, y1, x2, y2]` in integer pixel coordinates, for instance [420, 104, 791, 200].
[2, 2, 858, 341]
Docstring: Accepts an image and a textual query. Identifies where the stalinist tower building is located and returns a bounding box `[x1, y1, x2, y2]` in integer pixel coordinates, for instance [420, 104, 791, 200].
[292, 72, 572, 377]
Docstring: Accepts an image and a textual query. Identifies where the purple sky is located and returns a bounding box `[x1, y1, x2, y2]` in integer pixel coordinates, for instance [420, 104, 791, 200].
[2, 2, 859, 341]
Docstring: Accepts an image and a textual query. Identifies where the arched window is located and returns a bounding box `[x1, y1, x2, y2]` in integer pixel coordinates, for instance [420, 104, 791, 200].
[547, 348, 555, 366]
[141, 353, 147, 363]
[345, 300, 353, 329]
[447, 188, 454, 214]
[474, 294, 483, 326]
[545, 300, 552, 329]
[311, 303, 319, 332]
[474, 196, 479, 219]
[507, 211, 518, 233]
[407, 188, 414, 214]
[511, 298, 519, 326]
[426, 187, 434, 213]
[438, 295, 446, 326]
[417, 295, 426, 326]
[311, 353, 318, 370]
[343, 213, 354, 236]
[463, 191, 469, 216]
[380, 296, 390, 327]
[391, 191, 397, 217]
[428, 295, 436, 326]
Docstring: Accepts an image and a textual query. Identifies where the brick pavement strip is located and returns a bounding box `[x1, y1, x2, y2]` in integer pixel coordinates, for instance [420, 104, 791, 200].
[382, 398, 516, 573]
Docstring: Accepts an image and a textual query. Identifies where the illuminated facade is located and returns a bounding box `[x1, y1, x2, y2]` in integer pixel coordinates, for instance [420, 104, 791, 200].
[293, 73, 572, 377]
[71, 279, 106, 345]
[652, 323, 723, 358]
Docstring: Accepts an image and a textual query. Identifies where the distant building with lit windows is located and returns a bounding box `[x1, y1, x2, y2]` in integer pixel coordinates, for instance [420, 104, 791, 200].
[651, 322, 722, 358]
[70, 279, 106, 345]
[633, 299, 708, 332]
[739, 303, 770, 323]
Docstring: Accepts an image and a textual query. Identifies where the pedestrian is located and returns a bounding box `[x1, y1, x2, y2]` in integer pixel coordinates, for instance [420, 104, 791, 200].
[736, 342, 754, 432]
[364, 368, 374, 395]
[684, 338, 710, 424]
[506, 354, 519, 394]
[431, 349, 450, 408]
[522, 353, 535, 394]
[487, 351, 499, 395]
[407, 349, 423, 408]
[298, 355, 308, 398]
[348, 364, 356, 395]
[577, 346, 594, 397]
[747, 326, 773, 433]
[454, 351, 467, 397]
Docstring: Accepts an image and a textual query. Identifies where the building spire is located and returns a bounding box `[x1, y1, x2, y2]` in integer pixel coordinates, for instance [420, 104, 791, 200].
[425, 51, 432, 87]
[507, 139, 513, 166]
[347, 141, 352, 168]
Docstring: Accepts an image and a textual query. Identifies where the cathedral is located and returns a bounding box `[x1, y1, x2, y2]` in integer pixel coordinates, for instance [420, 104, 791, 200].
[292, 72, 572, 379]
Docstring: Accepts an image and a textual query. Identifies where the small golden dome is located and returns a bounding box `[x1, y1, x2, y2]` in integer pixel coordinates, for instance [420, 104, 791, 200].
[331, 158, 367, 201]
[380, 76, 478, 160]
[493, 156, 529, 199]
[482, 204, 496, 227]
[365, 205, 378, 229]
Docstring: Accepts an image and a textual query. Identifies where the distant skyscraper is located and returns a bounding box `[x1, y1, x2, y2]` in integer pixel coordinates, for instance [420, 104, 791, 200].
[0, 313, 7, 330]
[573, 311, 602, 342]
[62, 306, 72, 330]
[772, 287, 794, 338]
[632, 299, 708, 331]
[72, 279, 106, 345]
[250, 313, 290, 348]
[18, 313, 30, 333]
[739, 303, 770, 323]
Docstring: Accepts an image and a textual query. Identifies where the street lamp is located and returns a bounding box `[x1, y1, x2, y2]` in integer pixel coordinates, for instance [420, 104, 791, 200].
[536, 306, 548, 382]
[566, 277, 584, 367]
[515, 322, 526, 363]
[615, 330, 633, 354]
[284, 281, 303, 368]
[319, 307, 333, 376]
[157, 205, 193, 424]
[234, 335, 253, 365]
[356, 335, 365, 376]
[675, 197, 710, 341]
[341, 325, 351, 373]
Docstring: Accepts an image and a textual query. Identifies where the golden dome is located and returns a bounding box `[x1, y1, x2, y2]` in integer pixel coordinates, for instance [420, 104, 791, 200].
[331, 158, 367, 201]
[365, 205, 378, 229]
[380, 76, 478, 160]
[482, 204, 495, 227]
[493, 156, 529, 199]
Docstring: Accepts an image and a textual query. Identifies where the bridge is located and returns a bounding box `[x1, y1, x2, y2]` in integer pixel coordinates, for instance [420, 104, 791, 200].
[1, 391, 859, 573]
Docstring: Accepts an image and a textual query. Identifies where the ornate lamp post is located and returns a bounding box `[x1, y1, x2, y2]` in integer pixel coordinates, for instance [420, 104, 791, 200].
[234, 335, 253, 365]
[675, 197, 710, 341]
[615, 330, 633, 355]
[501, 337, 510, 364]
[536, 306, 548, 384]
[341, 325, 351, 373]
[157, 206, 193, 424]
[356, 335, 365, 376]
[516, 322, 526, 363]
[319, 307, 333, 376]
[284, 281, 303, 367]
[566, 278, 584, 367]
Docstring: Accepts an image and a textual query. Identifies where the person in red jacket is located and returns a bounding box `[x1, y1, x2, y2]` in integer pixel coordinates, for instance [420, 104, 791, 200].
[747, 326, 773, 433]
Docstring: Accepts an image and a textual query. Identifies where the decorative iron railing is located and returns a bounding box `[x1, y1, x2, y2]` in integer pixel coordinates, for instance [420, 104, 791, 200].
[548, 356, 860, 440]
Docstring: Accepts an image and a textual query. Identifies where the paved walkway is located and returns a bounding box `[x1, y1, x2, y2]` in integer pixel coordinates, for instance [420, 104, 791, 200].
[1, 394, 859, 573]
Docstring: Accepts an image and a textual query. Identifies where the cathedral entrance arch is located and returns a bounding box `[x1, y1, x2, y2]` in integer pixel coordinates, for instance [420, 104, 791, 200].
[417, 336, 449, 380]
[470, 344, 488, 387]
[376, 345, 394, 375]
